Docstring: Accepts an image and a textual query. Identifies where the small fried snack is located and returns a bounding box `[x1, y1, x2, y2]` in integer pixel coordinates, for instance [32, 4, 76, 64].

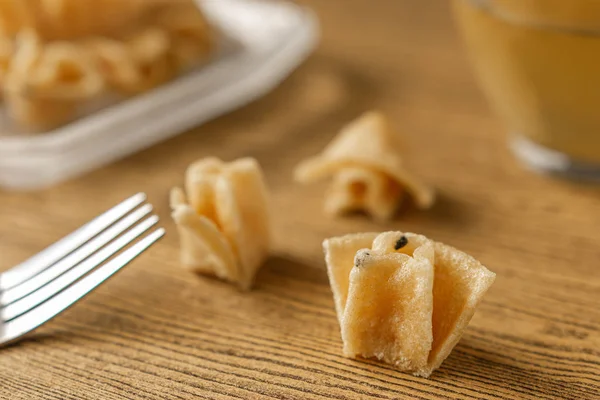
[0, 36, 14, 88]
[153, 2, 213, 72]
[170, 157, 271, 290]
[295, 111, 435, 220]
[0, 0, 148, 40]
[5, 94, 77, 132]
[5, 29, 42, 83]
[3, 33, 105, 131]
[2, 30, 84, 131]
[424, 239, 496, 377]
[0, 0, 214, 133]
[323, 231, 495, 377]
[0, 1, 32, 38]
[324, 232, 379, 322]
[28, 41, 104, 99]
[124, 27, 174, 93]
[83, 37, 140, 93]
[6, 30, 104, 99]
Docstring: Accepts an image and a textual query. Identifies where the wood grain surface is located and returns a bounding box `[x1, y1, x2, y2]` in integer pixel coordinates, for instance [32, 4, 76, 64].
[1, 1, 599, 399]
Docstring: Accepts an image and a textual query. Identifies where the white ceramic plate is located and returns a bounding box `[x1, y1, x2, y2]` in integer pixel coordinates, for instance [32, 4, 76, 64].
[0, 0, 319, 190]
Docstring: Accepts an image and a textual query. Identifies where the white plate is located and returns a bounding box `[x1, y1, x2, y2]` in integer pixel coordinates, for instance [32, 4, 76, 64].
[0, 0, 319, 190]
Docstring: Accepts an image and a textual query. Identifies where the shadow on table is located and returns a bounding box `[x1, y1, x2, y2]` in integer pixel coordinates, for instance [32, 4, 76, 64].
[421, 190, 476, 227]
[1, 329, 81, 350]
[255, 255, 329, 288]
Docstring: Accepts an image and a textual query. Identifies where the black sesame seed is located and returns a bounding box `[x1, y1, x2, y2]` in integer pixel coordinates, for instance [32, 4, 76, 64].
[394, 236, 408, 250]
[355, 250, 371, 267]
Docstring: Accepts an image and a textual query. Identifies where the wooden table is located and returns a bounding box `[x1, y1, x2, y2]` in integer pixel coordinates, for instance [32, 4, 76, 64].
[1, 1, 599, 399]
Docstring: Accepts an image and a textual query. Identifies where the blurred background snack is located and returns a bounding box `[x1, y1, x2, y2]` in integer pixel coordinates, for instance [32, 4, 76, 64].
[0, 0, 317, 190]
[0, 0, 147, 41]
[0, 0, 213, 132]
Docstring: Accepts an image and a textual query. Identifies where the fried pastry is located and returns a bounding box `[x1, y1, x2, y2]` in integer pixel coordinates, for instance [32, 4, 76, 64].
[171, 157, 271, 290]
[295, 111, 434, 220]
[323, 231, 495, 377]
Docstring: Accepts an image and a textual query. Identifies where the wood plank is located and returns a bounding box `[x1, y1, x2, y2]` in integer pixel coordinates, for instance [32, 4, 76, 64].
[0, 0, 598, 399]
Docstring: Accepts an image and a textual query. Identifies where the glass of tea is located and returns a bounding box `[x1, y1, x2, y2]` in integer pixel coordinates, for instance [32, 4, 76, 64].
[453, 0, 600, 180]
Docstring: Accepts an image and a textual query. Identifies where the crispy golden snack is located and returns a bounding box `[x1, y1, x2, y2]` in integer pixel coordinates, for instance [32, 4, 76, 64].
[0, 36, 13, 86]
[325, 167, 403, 221]
[4, 30, 103, 131]
[423, 240, 497, 377]
[153, 1, 213, 72]
[170, 186, 240, 283]
[28, 41, 104, 99]
[295, 111, 435, 220]
[323, 232, 379, 324]
[0, 0, 214, 132]
[0, 0, 147, 40]
[323, 231, 495, 377]
[171, 158, 271, 290]
[83, 37, 140, 93]
[124, 27, 174, 93]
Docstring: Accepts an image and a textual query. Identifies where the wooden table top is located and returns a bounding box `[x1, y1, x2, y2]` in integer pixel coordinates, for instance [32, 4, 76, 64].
[1, 1, 599, 399]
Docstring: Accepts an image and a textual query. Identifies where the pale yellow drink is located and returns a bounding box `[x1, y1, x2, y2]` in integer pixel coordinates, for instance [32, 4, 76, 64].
[454, 0, 600, 170]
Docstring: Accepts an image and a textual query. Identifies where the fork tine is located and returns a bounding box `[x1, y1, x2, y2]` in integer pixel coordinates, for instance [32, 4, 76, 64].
[1, 204, 153, 306]
[1, 228, 165, 347]
[0, 193, 147, 291]
[2, 216, 159, 322]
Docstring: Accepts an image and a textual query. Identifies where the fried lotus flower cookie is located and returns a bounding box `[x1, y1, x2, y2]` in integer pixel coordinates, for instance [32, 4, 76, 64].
[295, 111, 434, 221]
[170, 157, 271, 290]
[4, 30, 105, 131]
[323, 231, 495, 377]
[153, 1, 213, 73]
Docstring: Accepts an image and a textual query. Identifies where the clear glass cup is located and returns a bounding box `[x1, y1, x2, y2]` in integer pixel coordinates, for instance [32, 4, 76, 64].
[453, 0, 600, 180]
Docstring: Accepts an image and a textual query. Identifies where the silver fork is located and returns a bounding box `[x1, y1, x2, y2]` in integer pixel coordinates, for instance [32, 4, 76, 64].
[0, 193, 164, 347]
